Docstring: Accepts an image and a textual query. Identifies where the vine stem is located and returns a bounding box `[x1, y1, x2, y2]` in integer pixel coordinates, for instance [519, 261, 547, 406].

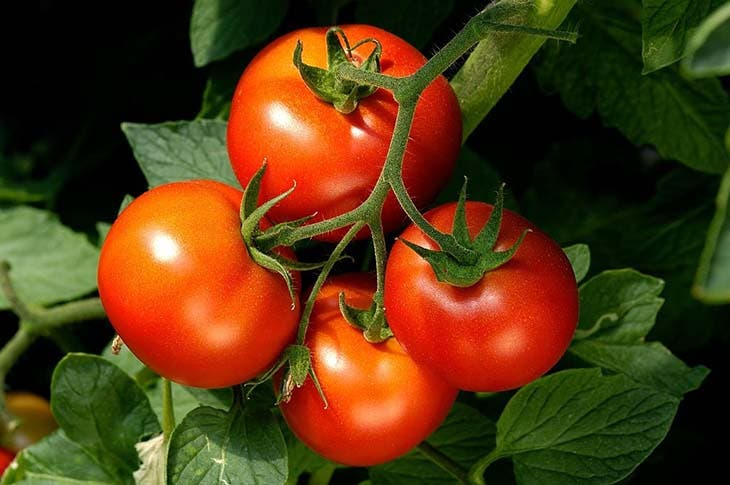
[0, 261, 107, 405]
[417, 442, 471, 484]
[296, 222, 366, 344]
[467, 448, 505, 485]
[161, 378, 175, 443]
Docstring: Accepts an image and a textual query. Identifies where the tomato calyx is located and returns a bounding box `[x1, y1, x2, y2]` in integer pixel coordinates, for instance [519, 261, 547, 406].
[293, 27, 382, 114]
[239, 163, 329, 307]
[338, 292, 393, 343]
[245, 344, 328, 408]
[400, 183, 530, 287]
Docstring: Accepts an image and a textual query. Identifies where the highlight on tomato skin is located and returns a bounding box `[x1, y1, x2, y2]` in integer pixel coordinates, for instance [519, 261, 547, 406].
[226, 24, 462, 242]
[384, 201, 579, 393]
[276, 273, 458, 467]
[97, 179, 300, 389]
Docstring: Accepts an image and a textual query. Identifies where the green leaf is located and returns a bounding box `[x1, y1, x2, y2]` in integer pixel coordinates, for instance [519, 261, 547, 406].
[683, 1, 730, 77]
[2, 430, 132, 485]
[536, 2, 730, 174]
[572, 270, 709, 396]
[571, 341, 709, 396]
[497, 368, 679, 485]
[121, 120, 239, 188]
[0, 206, 99, 309]
[147, 381, 201, 426]
[452, 0, 578, 140]
[43, 354, 160, 482]
[167, 406, 287, 485]
[641, 0, 725, 73]
[575, 269, 665, 342]
[369, 403, 495, 485]
[190, 0, 288, 67]
[50, 354, 160, 479]
[354, 0, 454, 49]
[563, 244, 590, 283]
[694, 167, 730, 302]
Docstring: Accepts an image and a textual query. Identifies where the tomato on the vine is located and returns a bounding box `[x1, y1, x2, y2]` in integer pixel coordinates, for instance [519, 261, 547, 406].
[98, 180, 300, 388]
[384, 201, 579, 392]
[227, 25, 462, 242]
[277, 273, 457, 466]
[1, 392, 57, 453]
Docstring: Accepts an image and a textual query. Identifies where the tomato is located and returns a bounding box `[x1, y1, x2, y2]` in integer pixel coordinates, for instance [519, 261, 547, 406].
[384, 202, 579, 392]
[227, 25, 462, 242]
[1, 392, 57, 453]
[98, 180, 300, 388]
[0, 448, 13, 475]
[277, 273, 457, 466]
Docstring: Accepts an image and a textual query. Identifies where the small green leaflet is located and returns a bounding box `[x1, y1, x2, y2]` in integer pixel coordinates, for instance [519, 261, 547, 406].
[0, 206, 99, 309]
[121, 120, 239, 188]
[563, 243, 590, 283]
[683, 1, 730, 77]
[536, 1, 730, 174]
[167, 406, 287, 485]
[641, 0, 725, 73]
[496, 368, 679, 485]
[369, 403, 496, 485]
[190, 0, 288, 67]
[694, 167, 730, 302]
[571, 270, 709, 396]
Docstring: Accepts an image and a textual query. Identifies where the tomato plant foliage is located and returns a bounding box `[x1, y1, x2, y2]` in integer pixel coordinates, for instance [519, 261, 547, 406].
[1, 0, 728, 484]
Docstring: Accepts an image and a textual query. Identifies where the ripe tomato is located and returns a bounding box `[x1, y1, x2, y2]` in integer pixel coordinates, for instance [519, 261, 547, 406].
[384, 202, 579, 392]
[278, 273, 457, 466]
[98, 180, 300, 388]
[1, 392, 57, 453]
[227, 25, 462, 242]
[0, 448, 13, 475]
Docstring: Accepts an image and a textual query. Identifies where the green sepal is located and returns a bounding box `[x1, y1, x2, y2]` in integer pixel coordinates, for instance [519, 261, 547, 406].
[338, 292, 392, 343]
[293, 27, 382, 114]
[276, 345, 329, 409]
[248, 246, 298, 309]
[403, 183, 530, 287]
[255, 213, 318, 252]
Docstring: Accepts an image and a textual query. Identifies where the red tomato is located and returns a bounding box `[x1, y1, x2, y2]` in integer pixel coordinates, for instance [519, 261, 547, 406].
[98, 180, 300, 388]
[278, 273, 457, 466]
[227, 25, 462, 242]
[384, 202, 579, 392]
[1, 392, 57, 453]
[0, 448, 13, 475]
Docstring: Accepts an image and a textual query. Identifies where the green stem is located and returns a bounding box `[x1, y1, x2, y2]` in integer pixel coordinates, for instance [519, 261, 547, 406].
[0, 327, 37, 404]
[363, 221, 388, 342]
[417, 442, 471, 484]
[0, 262, 108, 399]
[296, 222, 365, 344]
[307, 463, 336, 485]
[161, 378, 175, 443]
[467, 448, 505, 485]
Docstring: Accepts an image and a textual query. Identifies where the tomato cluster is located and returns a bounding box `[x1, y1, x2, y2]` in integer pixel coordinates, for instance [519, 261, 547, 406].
[98, 25, 578, 467]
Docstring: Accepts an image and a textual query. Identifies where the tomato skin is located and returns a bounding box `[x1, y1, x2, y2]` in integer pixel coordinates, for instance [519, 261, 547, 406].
[227, 25, 462, 241]
[0, 448, 13, 475]
[384, 202, 579, 392]
[98, 180, 300, 388]
[1, 393, 57, 453]
[278, 273, 457, 466]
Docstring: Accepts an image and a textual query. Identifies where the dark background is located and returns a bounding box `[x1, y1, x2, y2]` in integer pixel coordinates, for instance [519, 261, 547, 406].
[1, 1, 727, 483]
